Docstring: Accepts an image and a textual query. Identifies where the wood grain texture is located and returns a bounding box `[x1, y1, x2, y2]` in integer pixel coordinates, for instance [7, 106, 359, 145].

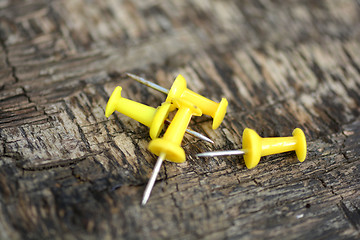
[0, 0, 360, 239]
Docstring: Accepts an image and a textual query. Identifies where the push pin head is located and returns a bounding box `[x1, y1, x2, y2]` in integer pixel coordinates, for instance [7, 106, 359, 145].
[197, 128, 307, 169]
[148, 98, 202, 163]
[243, 128, 306, 169]
[127, 73, 228, 130]
[105, 86, 171, 139]
[105, 86, 122, 118]
[166, 74, 228, 129]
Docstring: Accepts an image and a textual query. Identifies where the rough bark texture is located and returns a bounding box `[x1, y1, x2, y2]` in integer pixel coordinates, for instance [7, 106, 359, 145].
[0, 0, 360, 239]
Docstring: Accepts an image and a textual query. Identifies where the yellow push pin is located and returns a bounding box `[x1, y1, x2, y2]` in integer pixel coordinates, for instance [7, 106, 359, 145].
[106, 86, 213, 142]
[197, 128, 307, 169]
[106, 86, 171, 139]
[127, 73, 228, 130]
[141, 98, 202, 205]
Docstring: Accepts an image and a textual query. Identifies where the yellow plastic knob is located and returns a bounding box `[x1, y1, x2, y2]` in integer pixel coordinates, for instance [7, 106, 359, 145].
[242, 128, 307, 169]
[105, 86, 171, 139]
[148, 98, 202, 163]
[166, 74, 228, 130]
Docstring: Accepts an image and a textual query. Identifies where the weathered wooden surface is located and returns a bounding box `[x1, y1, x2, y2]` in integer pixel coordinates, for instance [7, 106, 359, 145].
[0, 0, 360, 239]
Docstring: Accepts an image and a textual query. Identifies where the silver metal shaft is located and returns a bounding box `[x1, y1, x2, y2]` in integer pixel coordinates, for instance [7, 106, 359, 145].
[164, 119, 214, 144]
[127, 73, 169, 95]
[141, 152, 166, 206]
[196, 149, 246, 157]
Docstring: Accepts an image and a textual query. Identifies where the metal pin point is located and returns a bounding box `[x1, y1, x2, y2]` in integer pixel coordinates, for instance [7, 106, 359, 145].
[127, 73, 169, 95]
[141, 152, 166, 206]
[196, 149, 246, 157]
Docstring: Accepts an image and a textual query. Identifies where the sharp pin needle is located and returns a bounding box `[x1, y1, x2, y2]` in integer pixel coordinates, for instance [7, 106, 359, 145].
[196, 149, 246, 157]
[141, 152, 166, 206]
[127, 73, 169, 95]
[164, 119, 214, 144]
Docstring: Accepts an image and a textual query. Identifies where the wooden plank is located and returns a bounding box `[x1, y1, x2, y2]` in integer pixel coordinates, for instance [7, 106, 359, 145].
[0, 0, 360, 239]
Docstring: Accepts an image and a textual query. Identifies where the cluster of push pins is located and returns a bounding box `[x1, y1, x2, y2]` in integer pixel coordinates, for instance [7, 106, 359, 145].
[105, 73, 307, 205]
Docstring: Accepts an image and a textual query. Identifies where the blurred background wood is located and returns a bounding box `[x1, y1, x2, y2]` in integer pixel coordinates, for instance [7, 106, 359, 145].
[0, 0, 359, 239]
